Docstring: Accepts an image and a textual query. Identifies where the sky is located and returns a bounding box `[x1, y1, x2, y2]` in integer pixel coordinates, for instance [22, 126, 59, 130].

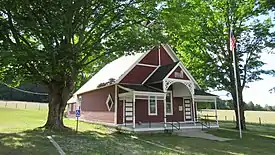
[213, 53, 275, 106]
[212, 11, 275, 106]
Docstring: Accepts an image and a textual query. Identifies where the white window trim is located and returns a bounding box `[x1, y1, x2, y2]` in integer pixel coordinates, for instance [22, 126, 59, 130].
[106, 94, 114, 111]
[166, 91, 173, 115]
[148, 96, 157, 116]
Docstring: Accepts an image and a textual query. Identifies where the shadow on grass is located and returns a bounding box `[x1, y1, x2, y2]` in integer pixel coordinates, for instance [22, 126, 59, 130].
[1, 123, 275, 155]
[0, 129, 60, 155]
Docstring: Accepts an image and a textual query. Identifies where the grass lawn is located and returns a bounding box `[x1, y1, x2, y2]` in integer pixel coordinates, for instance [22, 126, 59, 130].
[1, 107, 275, 155]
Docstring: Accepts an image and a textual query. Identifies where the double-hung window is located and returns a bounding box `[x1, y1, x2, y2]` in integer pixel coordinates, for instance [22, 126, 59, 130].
[166, 91, 173, 115]
[148, 96, 157, 115]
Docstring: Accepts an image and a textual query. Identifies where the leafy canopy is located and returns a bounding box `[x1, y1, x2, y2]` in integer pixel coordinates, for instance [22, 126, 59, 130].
[0, 0, 165, 89]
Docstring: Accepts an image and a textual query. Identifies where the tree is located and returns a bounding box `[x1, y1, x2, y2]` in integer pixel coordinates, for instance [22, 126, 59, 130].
[246, 101, 255, 111]
[162, 0, 275, 129]
[0, 0, 165, 129]
[97, 78, 116, 88]
[254, 104, 264, 111]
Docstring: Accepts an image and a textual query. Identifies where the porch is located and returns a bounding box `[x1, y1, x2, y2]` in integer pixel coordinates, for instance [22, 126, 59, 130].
[117, 81, 219, 132]
[117, 121, 219, 132]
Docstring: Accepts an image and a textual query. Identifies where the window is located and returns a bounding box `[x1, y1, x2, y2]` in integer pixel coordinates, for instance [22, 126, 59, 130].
[166, 91, 173, 115]
[148, 96, 157, 115]
[106, 94, 114, 111]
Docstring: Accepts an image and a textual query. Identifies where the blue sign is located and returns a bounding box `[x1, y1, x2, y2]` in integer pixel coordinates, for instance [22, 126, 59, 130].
[76, 109, 81, 117]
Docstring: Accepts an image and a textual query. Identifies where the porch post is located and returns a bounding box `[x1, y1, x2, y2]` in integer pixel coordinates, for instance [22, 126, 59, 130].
[114, 85, 118, 124]
[214, 97, 218, 126]
[164, 94, 167, 128]
[132, 93, 136, 129]
[195, 101, 198, 122]
[192, 94, 196, 125]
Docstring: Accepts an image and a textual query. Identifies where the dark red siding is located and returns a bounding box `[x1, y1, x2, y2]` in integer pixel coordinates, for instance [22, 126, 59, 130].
[69, 85, 115, 124]
[135, 99, 164, 123]
[169, 66, 189, 80]
[120, 65, 156, 84]
[139, 46, 159, 65]
[166, 97, 184, 122]
[160, 46, 174, 65]
[117, 100, 124, 124]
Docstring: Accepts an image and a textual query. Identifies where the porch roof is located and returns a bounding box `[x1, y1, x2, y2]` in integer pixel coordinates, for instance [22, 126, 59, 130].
[119, 84, 162, 92]
[145, 62, 179, 83]
[194, 89, 217, 96]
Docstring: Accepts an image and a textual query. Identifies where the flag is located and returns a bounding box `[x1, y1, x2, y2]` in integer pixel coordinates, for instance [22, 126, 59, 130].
[230, 29, 236, 51]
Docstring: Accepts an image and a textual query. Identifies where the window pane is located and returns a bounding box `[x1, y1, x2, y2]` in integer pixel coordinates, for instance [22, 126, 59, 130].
[166, 93, 171, 102]
[149, 96, 156, 114]
[166, 102, 171, 113]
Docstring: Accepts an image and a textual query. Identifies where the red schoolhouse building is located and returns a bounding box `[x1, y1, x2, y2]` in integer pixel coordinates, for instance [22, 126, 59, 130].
[67, 44, 218, 131]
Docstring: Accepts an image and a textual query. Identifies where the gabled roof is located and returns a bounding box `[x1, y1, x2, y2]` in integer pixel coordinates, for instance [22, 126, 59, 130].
[119, 84, 162, 92]
[145, 62, 179, 83]
[68, 44, 202, 103]
[74, 53, 144, 95]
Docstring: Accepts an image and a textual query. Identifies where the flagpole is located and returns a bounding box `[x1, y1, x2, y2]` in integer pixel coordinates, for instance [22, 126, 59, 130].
[231, 35, 242, 139]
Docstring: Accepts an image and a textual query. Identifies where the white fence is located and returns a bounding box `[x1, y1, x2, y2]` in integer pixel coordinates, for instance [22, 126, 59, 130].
[0, 100, 48, 110]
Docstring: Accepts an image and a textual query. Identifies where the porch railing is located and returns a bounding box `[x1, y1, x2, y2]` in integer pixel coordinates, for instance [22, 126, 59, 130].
[197, 115, 216, 130]
[163, 121, 181, 132]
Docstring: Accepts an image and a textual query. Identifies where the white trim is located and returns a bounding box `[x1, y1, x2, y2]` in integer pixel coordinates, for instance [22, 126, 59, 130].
[164, 93, 167, 128]
[133, 93, 136, 128]
[195, 101, 198, 122]
[133, 91, 165, 96]
[114, 85, 118, 124]
[162, 44, 201, 89]
[142, 66, 160, 84]
[105, 94, 114, 111]
[164, 62, 180, 80]
[183, 98, 185, 121]
[116, 46, 156, 83]
[137, 63, 158, 67]
[192, 95, 196, 124]
[123, 100, 125, 124]
[77, 83, 116, 96]
[194, 95, 217, 100]
[158, 45, 161, 66]
[148, 96, 158, 116]
[117, 124, 219, 132]
[165, 91, 173, 115]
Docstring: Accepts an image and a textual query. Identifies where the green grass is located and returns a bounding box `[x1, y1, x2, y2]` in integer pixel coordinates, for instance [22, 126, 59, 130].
[1, 107, 275, 154]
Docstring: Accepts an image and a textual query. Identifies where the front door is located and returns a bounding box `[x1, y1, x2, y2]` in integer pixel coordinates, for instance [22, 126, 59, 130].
[184, 99, 192, 121]
[124, 98, 133, 123]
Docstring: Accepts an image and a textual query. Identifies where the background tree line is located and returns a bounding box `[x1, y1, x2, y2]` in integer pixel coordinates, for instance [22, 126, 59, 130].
[200, 98, 275, 111]
[0, 82, 48, 102]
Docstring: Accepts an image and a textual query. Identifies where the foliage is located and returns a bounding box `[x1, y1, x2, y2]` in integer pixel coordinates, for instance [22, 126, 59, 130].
[0, 0, 166, 129]
[162, 0, 275, 129]
[0, 82, 48, 102]
[97, 78, 116, 88]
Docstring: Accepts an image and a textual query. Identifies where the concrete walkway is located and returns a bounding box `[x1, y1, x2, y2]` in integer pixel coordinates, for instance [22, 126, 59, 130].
[175, 130, 231, 141]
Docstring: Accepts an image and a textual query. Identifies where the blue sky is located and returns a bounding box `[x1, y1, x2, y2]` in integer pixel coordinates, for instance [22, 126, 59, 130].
[213, 11, 275, 106]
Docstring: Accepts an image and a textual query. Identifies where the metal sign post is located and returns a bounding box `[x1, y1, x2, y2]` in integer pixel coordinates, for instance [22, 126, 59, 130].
[75, 108, 81, 133]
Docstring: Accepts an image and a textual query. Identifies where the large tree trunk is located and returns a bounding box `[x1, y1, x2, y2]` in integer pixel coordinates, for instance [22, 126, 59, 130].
[232, 90, 246, 130]
[43, 82, 71, 129]
[233, 102, 246, 130]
